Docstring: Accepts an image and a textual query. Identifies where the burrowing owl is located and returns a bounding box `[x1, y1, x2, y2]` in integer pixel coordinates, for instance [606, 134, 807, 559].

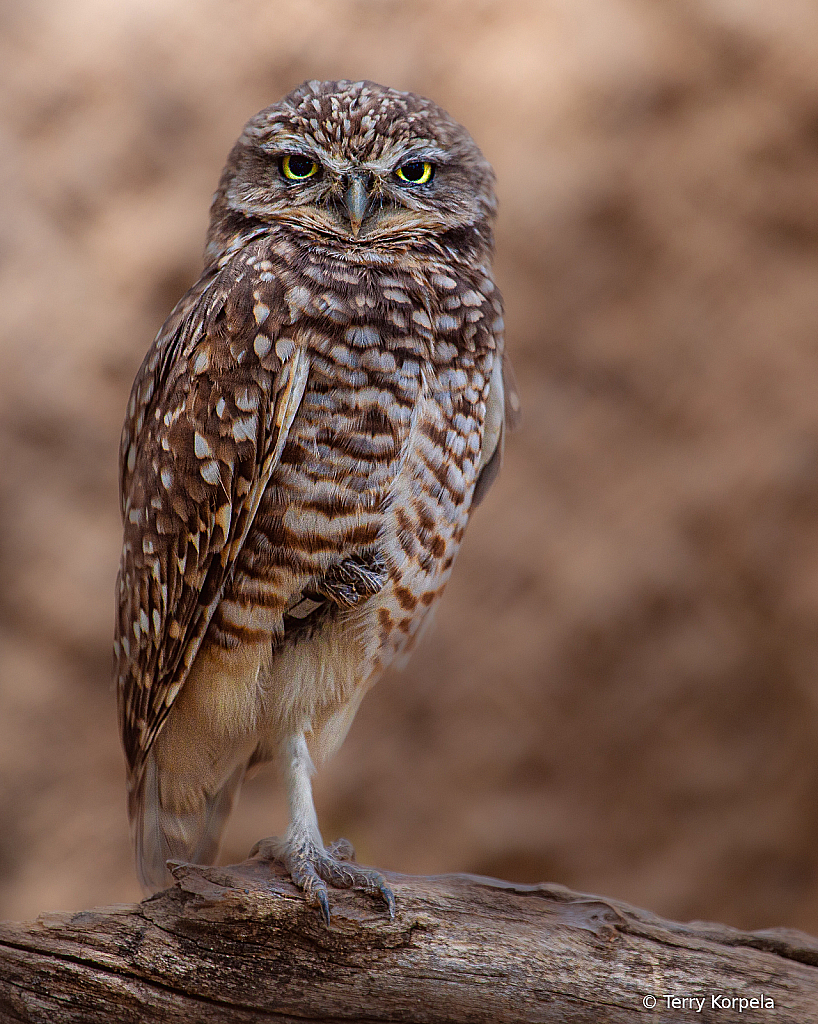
[115, 79, 517, 921]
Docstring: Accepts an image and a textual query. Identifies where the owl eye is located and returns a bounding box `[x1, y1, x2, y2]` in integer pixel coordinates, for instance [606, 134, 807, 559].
[395, 160, 434, 185]
[280, 154, 320, 180]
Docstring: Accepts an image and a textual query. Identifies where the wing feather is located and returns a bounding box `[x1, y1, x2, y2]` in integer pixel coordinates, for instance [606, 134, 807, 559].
[115, 249, 308, 785]
[473, 352, 520, 507]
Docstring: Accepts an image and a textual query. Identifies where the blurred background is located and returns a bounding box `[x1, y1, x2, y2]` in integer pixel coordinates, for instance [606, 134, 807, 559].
[4, 0, 818, 934]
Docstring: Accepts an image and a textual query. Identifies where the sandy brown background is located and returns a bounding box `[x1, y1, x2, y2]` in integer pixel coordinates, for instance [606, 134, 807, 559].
[4, 0, 818, 935]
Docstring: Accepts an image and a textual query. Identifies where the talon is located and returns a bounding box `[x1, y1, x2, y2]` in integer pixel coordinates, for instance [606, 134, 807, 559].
[317, 887, 331, 926]
[380, 882, 396, 920]
[262, 827, 391, 924]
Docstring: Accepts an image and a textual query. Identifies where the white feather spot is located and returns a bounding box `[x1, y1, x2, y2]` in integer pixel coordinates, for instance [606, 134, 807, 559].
[254, 333, 272, 359]
[435, 314, 459, 333]
[160, 468, 173, 489]
[329, 344, 356, 368]
[215, 397, 226, 417]
[231, 416, 257, 442]
[192, 350, 210, 375]
[448, 432, 466, 457]
[201, 460, 221, 485]
[286, 285, 312, 315]
[235, 388, 258, 412]
[194, 431, 213, 459]
[361, 349, 397, 373]
[253, 302, 270, 324]
[345, 325, 379, 347]
[275, 337, 295, 361]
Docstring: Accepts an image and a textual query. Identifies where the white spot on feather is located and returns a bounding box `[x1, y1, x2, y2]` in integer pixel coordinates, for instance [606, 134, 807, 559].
[194, 432, 213, 459]
[236, 389, 259, 412]
[275, 337, 295, 361]
[192, 350, 210, 375]
[231, 416, 256, 442]
[201, 460, 221, 485]
[254, 334, 272, 359]
[435, 315, 459, 333]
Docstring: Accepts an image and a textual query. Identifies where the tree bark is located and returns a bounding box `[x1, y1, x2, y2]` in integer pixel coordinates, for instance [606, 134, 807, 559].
[1, 856, 817, 1023]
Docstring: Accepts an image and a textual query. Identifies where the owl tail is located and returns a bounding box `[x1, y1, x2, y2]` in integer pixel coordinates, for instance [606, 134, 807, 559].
[129, 751, 246, 894]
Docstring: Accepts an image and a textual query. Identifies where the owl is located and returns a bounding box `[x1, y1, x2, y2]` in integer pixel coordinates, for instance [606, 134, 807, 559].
[115, 79, 517, 922]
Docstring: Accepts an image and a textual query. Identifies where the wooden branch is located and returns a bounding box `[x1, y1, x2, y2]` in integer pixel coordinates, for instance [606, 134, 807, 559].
[1, 857, 818, 1022]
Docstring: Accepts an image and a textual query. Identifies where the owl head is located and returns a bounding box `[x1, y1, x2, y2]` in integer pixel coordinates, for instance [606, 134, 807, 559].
[206, 80, 496, 261]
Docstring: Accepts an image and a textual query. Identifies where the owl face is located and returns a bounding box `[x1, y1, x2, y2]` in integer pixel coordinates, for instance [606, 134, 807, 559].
[213, 80, 496, 250]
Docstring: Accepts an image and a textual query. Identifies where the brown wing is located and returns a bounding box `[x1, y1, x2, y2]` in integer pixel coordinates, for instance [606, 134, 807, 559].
[115, 247, 309, 784]
[472, 349, 520, 507]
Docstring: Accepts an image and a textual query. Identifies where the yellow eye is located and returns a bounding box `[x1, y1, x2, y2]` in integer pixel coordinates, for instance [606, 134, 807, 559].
[395, 160, 434, 185]
[281, 154, 319, 180]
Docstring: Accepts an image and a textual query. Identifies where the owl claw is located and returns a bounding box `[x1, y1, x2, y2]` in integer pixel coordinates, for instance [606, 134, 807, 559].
[317, 887, 331, 926]
[256, 834, 395, 924]
[379, 880, 396, 920]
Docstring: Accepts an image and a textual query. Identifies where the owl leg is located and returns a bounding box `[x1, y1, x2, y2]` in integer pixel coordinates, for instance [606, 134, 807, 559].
[250, 733, 395, 924]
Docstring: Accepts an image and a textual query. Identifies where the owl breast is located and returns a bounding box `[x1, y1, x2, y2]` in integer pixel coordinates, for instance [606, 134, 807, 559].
[206, 253, 498, 707]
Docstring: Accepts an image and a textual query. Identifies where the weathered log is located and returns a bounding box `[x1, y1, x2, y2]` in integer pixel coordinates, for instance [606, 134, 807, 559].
[1, 855, 817, 1023]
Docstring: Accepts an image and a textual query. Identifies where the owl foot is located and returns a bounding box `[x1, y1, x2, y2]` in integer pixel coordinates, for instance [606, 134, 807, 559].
[312, 552, 387, 609]
[250, 834, 395, 925]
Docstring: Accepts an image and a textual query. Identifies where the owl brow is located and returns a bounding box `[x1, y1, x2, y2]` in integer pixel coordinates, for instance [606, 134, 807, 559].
[387, 144, 448, 166]
[260, 140, 350, 176]
[263, 148, 322, 164]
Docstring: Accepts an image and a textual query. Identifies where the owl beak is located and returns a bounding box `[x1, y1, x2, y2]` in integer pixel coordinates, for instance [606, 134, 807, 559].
[344, 175, 370, 237]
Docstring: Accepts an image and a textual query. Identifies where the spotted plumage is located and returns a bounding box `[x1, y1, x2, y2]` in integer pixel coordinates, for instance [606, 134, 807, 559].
[115, 79, 518, 920]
